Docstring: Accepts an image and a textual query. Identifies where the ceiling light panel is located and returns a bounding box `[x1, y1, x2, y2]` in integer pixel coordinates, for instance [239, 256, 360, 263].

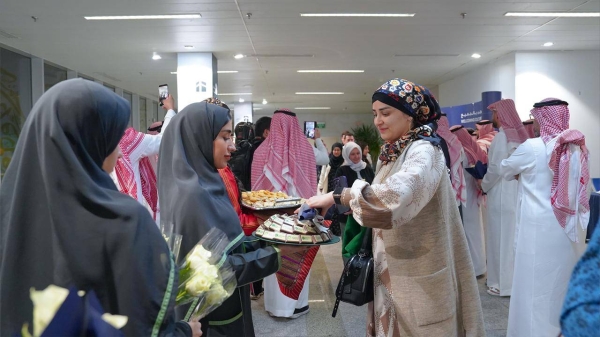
[504, 12, 599, 17]
[300, 13, 415, 17]
[297, 70, 364, 73]
[84, 14, 201, 20]
[219, 93, 252, 96]
[217, 71, 239, 74]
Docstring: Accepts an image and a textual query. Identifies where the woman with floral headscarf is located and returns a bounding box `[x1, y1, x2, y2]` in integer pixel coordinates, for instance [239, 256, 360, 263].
[306, 79, 484, 336]
[500, 99, 589, 337]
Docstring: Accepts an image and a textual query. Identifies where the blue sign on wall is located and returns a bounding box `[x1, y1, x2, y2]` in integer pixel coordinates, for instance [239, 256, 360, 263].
[441, 91, 500, 129]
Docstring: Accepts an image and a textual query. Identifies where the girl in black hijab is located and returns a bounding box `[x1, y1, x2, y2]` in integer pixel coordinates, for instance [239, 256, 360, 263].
[0, 79, 198, 336]
[158, 102, 285, 337]
[326, 142, 345, 193]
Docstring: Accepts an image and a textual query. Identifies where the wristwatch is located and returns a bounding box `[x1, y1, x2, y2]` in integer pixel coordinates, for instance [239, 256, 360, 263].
[332, 186, 344, 205]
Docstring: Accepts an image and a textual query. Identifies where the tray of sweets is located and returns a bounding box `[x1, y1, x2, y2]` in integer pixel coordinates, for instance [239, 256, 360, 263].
[241, 190, 305, 210]
[251, 213, 339, 246]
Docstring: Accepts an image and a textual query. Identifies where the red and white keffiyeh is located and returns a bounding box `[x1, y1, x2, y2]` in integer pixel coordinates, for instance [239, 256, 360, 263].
[452, 126, 488, 166]
[437, 117, 466, 203]
[452, 126, 489, 205]
[522, 120, 536, 138]
[488, 99, 528, 145]
[531, 98, 590, 242]
[476, 120, 497, 151]
[251, 109, 317, 198]
[114, 127, 159, 219]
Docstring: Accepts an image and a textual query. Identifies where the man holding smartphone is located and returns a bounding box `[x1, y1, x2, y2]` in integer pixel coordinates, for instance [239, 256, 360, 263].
[111, 94, 176, 225]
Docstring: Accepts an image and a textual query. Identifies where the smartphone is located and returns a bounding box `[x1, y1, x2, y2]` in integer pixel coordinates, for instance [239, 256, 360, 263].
[304, 121, 316, 139]
[158, 84, 168, 106]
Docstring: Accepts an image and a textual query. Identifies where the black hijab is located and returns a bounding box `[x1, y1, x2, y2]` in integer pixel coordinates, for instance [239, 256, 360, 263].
[0, 79, 180, 336]
[329, 142, 344, 167]
[158, 102, 244, 260]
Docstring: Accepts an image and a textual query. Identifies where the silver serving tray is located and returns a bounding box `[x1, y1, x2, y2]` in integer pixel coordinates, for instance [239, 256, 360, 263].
[251, 231, 340, 246]
[241, 199, 303, 211]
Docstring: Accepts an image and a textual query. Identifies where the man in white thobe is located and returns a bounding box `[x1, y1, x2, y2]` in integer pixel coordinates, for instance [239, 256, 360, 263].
[111, 95, 176, 224]
[481, 98, 527, 297]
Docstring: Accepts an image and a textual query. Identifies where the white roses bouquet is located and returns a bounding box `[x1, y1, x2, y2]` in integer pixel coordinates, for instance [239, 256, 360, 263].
[176, 228, 237, 321]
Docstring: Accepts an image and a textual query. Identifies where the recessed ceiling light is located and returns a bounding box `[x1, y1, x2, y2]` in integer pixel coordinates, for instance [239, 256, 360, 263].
[262, 99, 268, 105]
[217, 70, 239, 74]
[471, 53, 481, 59]
[294, 107, 331, 110]
[505, 12, 599, 17]
[234, 54, 245, 59]
[295, 92, 344, 95]
[300, 13, 415, 17]
[152, 52, 161, 60]
[253, 108, 263, 110]
[184, 45, 194, 49]
[170, 71, 177, 75]
[297, 70, 364, 73]
[543, 42, 554, 47]
[219, 93, 252, 96]
[84, 14, 201, 20]
[239, 98, 245, 103]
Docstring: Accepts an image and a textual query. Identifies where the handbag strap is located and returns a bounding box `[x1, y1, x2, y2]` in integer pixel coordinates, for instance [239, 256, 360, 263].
[359, 227, 373, 255]
[332, 256, 354, 317]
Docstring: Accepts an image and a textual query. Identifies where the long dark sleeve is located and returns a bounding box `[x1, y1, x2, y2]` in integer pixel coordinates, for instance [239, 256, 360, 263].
[228, 247, 280, 286]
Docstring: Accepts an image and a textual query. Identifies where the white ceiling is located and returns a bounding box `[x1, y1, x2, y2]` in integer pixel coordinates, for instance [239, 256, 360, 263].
[1, 0, 599, 114]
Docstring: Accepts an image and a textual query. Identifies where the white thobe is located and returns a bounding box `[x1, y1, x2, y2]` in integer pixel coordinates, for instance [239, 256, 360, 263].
[111, 109, 176, 225]
[312, 138, 329, 166]
[481, 128, 517, 296]
[501, 138, 587, 337]
[264, 271, 310, 317]
[460, 152, 486, 276]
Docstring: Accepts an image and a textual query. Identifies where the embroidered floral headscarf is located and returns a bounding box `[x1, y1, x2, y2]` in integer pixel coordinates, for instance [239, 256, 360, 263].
[372, 78, 442, 165]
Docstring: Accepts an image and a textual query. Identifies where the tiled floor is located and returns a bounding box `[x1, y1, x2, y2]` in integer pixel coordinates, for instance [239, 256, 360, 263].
[251, 243, 509, 336]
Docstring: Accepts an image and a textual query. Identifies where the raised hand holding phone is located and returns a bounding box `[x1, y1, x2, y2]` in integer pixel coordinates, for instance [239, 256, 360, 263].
[161, 94, 175, 111]
[158, 84, 168, 106]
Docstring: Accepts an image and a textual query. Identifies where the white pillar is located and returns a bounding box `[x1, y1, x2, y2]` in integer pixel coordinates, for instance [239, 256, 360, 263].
[31, 57, 44, 105]
[176, 53, 218, 110]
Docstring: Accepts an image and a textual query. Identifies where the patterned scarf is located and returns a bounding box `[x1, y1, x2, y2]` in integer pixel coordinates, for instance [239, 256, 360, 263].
[452, 126, 488, 166]
[488, 99, 528, 146]
[531, 98, 590, 242]
[437, 116, 466, 203]
[476, 120, 497, 152]
[379, 124, 436, 165]
[522, 119, 536, 138]
[373, 79, 442, 166]
[114, 127, 158, 219]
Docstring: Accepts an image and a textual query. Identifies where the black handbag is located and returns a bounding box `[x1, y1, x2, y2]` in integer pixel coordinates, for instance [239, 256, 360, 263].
[332, 227, 374, 317]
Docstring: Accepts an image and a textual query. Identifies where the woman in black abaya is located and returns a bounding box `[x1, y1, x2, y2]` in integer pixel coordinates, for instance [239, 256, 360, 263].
[158, 102, 293, 337]
[0, 79, 199, 336]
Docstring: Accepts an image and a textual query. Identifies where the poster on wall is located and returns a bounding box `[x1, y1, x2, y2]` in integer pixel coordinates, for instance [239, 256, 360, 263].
[442, 91, 499, 129]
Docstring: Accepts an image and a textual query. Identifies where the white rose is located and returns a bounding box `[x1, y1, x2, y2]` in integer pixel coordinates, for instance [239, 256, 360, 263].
[185, 274, 211, 295]
[191, 246, 212, 260]
[30, 285, 69, 337]
[188, 255, 210, 271]
[205, 284, 229, 306]
[203, 264, 219, 281]
[101, 314, 128, 329]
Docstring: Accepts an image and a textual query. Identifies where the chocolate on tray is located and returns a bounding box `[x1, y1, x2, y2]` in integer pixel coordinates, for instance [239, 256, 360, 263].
[254, 214, 333, 245]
